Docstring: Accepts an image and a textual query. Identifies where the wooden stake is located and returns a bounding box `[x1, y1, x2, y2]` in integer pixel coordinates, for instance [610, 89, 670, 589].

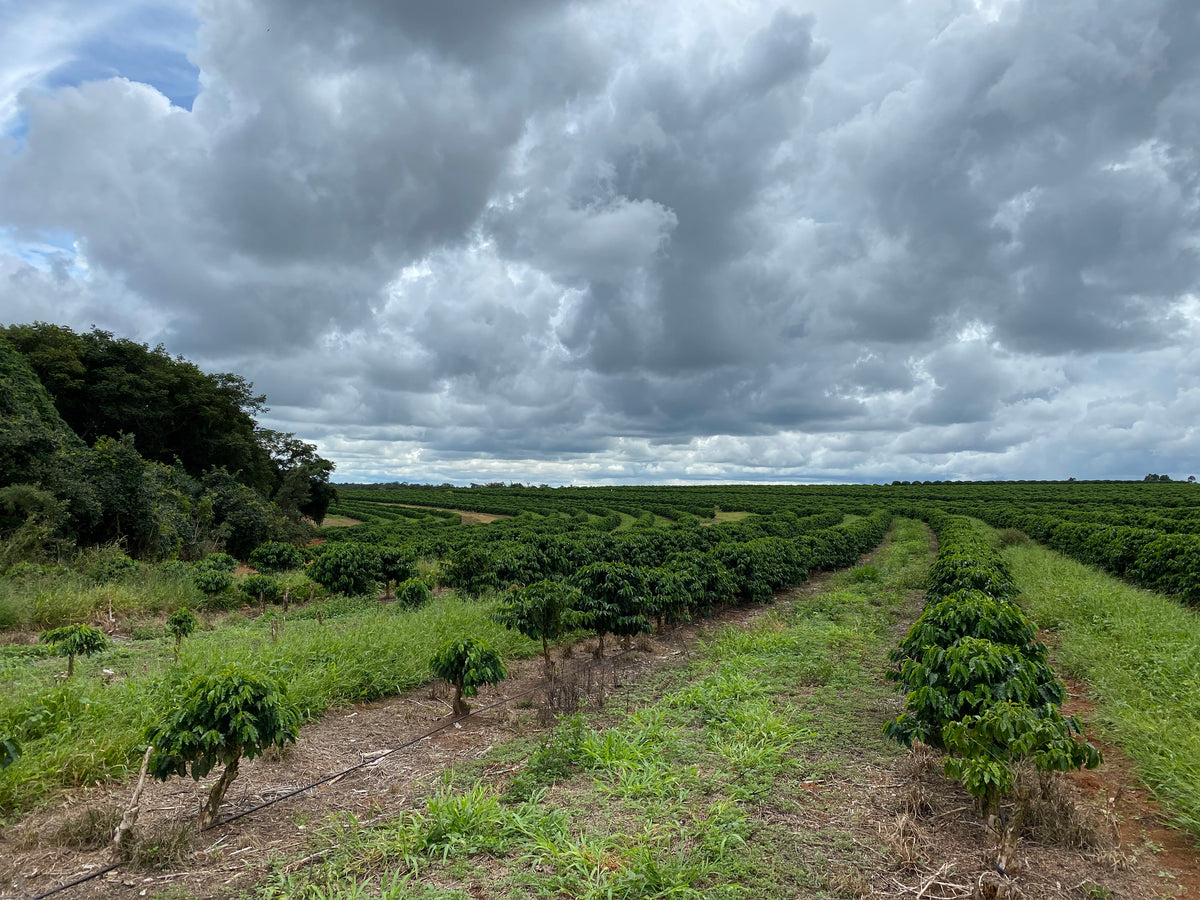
[112, 745, 153, 862]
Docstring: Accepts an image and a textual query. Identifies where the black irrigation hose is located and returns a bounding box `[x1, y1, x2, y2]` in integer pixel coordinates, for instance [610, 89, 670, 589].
[22, 534, 892, 900]
[21, 633, 662, 900]
[22, 864, 120, 900]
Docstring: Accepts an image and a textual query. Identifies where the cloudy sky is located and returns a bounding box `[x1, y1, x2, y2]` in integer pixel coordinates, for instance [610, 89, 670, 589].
[1, 0, 1197, 484]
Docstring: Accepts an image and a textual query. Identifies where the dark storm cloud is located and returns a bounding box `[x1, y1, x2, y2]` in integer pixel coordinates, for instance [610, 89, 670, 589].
[1, 0, 1199, 481]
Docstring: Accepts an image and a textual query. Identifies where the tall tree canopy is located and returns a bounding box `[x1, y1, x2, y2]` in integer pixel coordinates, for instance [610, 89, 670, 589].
[2, 323, 335, 522]
[0, 323, 335, 562]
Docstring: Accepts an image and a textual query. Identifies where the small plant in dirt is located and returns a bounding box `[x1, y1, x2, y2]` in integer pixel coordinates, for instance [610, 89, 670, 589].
[495, 579, 582, 672]
[241, 573, 282, 607]
[40, 623, 107, 677]
[166, 608, 198, 658]
[943, 701, 1100, 871]
[247, 540, 306, 573]
[430, 637, 508, 717]
[395, 577, 432, 608]
[307, 542, 381, 596]
[146, 666, 300, 828]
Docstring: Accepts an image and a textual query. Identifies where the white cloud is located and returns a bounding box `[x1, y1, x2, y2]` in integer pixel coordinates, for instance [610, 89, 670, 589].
[0, 0, 1198, 483]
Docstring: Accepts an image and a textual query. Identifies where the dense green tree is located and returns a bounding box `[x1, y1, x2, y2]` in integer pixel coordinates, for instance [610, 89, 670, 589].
[202, 469, 290, 559]
[0, 484, 67, 566]
[241, 573, 283, 606]
[2, 324, 274, 490]
[259, 430, 338, 523]
[308, 542, 381, 595]
[3, 323, 336, 514]
[247, 540, 306, 573]
[569, 562, 651, 657]
[495, 580, 582, 671]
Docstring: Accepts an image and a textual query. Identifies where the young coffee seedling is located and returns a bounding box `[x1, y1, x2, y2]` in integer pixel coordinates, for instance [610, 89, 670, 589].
[40, 623, 107, 677]
[146, 666, 300, 827]
[166, 608, 198, 658]
[431, 637, 508, 717]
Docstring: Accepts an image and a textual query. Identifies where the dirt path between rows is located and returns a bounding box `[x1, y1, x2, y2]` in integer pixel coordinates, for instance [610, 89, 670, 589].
[5, 525, 1200, 900]
[1, 542, 878, 900]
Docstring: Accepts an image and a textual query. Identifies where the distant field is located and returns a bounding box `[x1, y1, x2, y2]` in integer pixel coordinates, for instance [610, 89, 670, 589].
[383, 503, 509, 524]
[320, 514, 363, 527]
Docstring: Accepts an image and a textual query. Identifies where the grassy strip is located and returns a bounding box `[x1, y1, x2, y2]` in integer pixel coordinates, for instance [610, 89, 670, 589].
[252, 519, 932, 900]
[999, 530, 1200, 838]
[0, 595, 538, 818]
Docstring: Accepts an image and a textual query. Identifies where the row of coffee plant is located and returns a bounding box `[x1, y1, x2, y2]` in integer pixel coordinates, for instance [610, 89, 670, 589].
[317, 507, 882, 603]
[885, 512, 1100, 872]
[963, 504, 1200, 605]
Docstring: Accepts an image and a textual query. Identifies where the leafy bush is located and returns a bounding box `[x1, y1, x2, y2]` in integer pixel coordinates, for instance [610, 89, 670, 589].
[440, 544, 499, 596]
[889, 590, 1036, 666]
[146, 666, 300, 827]
[395, 577, 432, 609]
[307, 542, 381, 596]
[240, 573, 283, 606]
[248, 541, 306, 573]
[377, 546, 418, 586]
[166, 608, 197, 656]
[885, 636, 1064, 748]
[943, 702, 1100, 870]
[93, 553, 140, 583]
[642, 566, 692, 632]
[569, 562, 651, 657]
[494, 580, 582, 671]
[430, 637, 508, 717]
[4, 562, 47, 580]
[156, 560, 195, 581]
[197, 552, 238, 573]
[886, 513, 1099, 871]
[192, 565, 233, 599]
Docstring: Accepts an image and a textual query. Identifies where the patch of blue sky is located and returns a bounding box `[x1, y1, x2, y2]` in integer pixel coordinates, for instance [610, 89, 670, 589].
[45, 4, 200, 110]
[0, 226, 86, 276]
[4, 107, 29, 144]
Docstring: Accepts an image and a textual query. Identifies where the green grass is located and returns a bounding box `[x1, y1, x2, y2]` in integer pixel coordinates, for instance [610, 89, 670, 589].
[0, 594, 538, 819]
[999, 532, 1200, 838]
[251, 518, 934, 900]
[0, 566, 204, 631]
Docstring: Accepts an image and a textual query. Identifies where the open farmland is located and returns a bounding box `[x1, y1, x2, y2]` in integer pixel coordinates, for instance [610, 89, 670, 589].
[3, 482, 1200, 899]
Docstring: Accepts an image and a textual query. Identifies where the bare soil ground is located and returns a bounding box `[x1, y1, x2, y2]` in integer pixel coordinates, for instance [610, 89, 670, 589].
[318, 516, 364, 528]
[3, 529, 1198, 900]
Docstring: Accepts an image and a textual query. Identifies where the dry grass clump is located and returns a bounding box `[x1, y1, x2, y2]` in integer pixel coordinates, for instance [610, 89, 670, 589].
[51, 805, 120, 850]
[880, 813, 924, 872]
[1023, 773, 1115, 852]
[827, 865, 873, 898]
[121, 820, 196, 870]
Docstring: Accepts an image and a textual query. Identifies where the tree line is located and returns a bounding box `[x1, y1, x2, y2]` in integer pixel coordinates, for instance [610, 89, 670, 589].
[0, 323, 336, 563]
